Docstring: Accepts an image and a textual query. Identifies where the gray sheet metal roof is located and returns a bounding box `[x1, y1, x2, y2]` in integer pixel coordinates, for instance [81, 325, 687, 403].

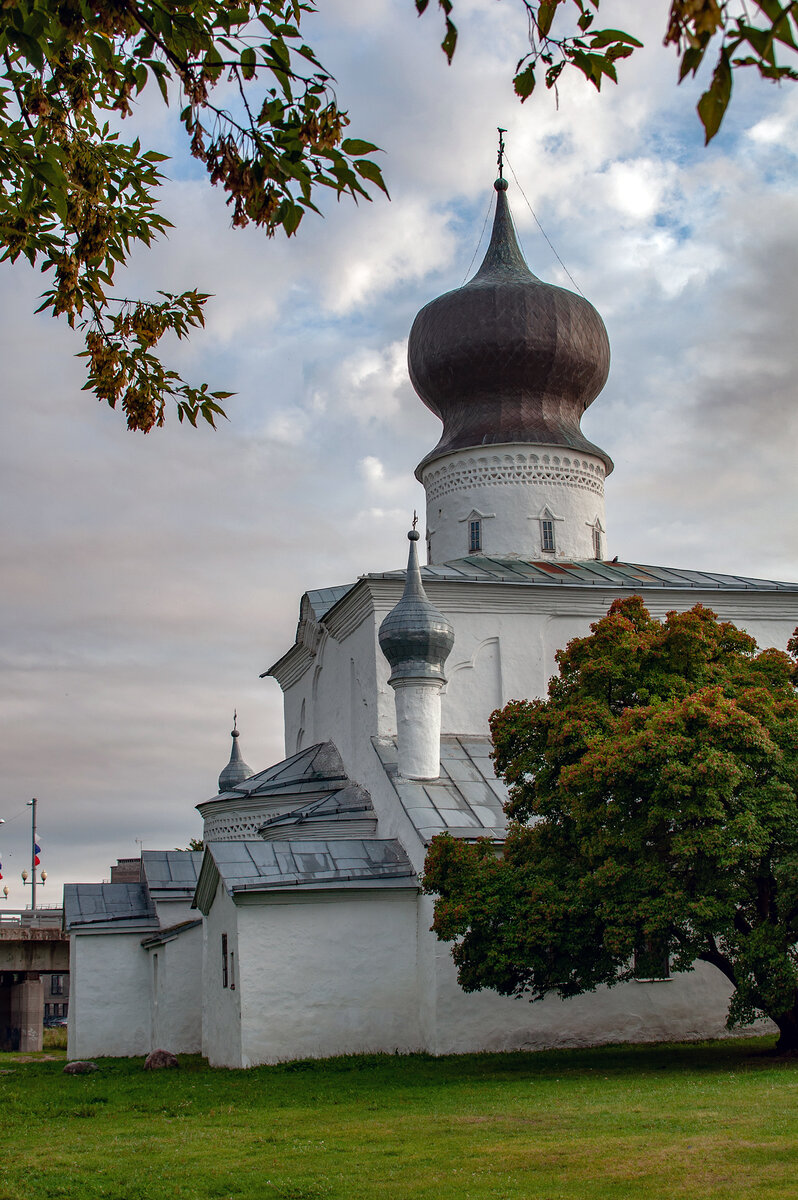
[257, 783, 377, 839]
[373, 735, 509, 844]
[141, 850, 203, 890]
[207, 838, 416, 893]
[219, 741, 349, 800]
[140, 917, 203, 948]
[371, 558, 798, 591]
[305, 584, 355, 620]
[63, 882, 157, 931]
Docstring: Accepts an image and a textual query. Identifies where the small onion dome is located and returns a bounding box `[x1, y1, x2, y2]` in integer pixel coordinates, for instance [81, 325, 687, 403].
[379, 530, 454, 684]
[218, 718, 253, 793]
[408, 178, 612, 475]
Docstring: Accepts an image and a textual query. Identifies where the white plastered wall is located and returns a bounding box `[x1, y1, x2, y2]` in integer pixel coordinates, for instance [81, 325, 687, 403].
[279, 583, 798, 824]
[282, 616, 380, 773]
[421, 445, 607, 564]
[68, 931, 151, 1059]
[201, 881, 242, 1067]
[417, 890, 775, 1053]
[147, 924, 203, 1053]
[235, 889, 422, 1067]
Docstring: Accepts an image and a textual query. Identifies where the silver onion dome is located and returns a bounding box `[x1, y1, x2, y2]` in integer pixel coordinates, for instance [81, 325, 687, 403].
[218, 715, 253, 793]
[379, 529, 454, 684]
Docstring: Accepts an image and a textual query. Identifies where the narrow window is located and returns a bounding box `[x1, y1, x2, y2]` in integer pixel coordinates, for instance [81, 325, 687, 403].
[468, 519, 482, 554]
[221, 933, 229, 988]
[51, 974, 63, 995]
[541, 518, 556, 553]
[593, 526, 602, 560]
[44, 1003, 51, 1018]
[229, 951, 236, 991]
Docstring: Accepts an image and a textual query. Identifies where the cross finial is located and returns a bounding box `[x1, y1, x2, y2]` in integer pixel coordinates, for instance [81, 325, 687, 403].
[497, 127, 507, 180]
[233, 709, 238, 732]
[412, 510, 418, 530]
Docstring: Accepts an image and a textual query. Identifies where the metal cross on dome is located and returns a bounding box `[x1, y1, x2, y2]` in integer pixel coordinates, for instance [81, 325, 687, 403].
[497, 127, 507, 180]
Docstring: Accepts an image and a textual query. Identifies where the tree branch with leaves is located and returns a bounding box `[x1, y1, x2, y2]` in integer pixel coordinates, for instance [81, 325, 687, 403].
[0, 0, 387, 431]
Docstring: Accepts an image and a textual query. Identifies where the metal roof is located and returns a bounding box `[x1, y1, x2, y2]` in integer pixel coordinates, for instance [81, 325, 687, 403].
[373, 734, 509, 844]
[63, 882, 157, 931]
[140, 917, 203, 949]
[305, 584, 354, 620]
[372, 558, 798, 591]
[141, 850, 203, 891]
[218, 741, 349, 800]
[205, 838, 416, 894]
[257, 782, 377, 840]
[296, 559, 798, 630]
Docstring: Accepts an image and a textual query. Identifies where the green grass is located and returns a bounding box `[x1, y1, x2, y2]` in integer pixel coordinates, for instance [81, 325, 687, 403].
[42, 1026, 68, 1051]
[1, 1038, 797, 1199]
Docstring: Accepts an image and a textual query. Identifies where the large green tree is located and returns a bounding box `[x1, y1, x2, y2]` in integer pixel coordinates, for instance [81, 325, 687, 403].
[424, 598, 798, 1051]
[3, 0, 797, 430]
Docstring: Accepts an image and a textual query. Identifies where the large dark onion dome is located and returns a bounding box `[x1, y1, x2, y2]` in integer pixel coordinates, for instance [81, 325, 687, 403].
[379, 529, 454, 684]
[408, 178, 613, 475]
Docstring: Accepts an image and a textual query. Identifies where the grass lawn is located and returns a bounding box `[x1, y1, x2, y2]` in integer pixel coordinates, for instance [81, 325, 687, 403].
[1, 1037, 797, 1200]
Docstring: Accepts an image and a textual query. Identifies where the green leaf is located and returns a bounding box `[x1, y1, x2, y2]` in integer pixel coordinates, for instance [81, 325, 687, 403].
[537, 2, 560, 38]
[697, 50, 733, 143]
[241, 46, 257, 80]
[33, 157, 68, 192]
[341, 138, 380, 156]
[441, 17, 457, 62]
[353, 158, 390, 195]
[514, 63, 537, 100]
[590, 28, 644, 49]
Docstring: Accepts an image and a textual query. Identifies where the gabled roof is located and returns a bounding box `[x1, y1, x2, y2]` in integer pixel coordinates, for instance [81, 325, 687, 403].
[373, 734, 508, 844]
[305, 584, 354, 620]
[194, 838, 417, 913]
[141, 850, 203, 893]
[215, 741, 348, 800]
[63, 882, 157, 932]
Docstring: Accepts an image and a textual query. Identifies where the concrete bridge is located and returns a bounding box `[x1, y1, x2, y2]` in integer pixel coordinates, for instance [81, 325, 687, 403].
[0, 910, 68, 1051]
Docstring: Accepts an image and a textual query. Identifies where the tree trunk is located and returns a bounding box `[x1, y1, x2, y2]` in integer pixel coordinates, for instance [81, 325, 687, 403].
[774, 1007, 798, 1053]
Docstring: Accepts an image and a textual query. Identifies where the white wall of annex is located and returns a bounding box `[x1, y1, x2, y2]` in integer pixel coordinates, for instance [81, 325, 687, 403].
[152, 897, 196, 926]
[148, 925, 203, 1054]
[67, 931, 150, 1059]
[201, 881, 242, 1067]
[236, 890, 421, 1066]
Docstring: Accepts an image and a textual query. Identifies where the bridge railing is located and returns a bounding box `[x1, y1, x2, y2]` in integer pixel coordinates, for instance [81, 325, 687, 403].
[0, 907, 64, 929]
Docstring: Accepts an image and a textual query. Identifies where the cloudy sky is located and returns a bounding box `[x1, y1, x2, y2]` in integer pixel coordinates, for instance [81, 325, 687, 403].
[2, 0, 797, 898]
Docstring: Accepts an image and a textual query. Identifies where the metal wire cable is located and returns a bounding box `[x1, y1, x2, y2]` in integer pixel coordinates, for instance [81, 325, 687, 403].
[505, 153, 585, 297]
[460, 188, 495, 286]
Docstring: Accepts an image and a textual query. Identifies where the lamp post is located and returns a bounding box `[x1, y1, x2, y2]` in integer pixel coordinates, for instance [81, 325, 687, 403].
[21, 798, 40, 911]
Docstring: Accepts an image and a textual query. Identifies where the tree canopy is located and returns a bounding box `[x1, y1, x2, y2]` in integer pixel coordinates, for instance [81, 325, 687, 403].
[423, 598, 798, 1051]
[2, 1, 797, 430]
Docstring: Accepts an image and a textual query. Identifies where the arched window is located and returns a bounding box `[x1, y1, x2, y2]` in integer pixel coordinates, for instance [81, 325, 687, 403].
[592, 522, 603, 560]
[533, 506, 562, 554]
[540, 511, 556, 552]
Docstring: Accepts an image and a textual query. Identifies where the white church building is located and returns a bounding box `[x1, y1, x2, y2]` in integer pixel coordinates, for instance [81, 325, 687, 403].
[64, 172, 798, 1067]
